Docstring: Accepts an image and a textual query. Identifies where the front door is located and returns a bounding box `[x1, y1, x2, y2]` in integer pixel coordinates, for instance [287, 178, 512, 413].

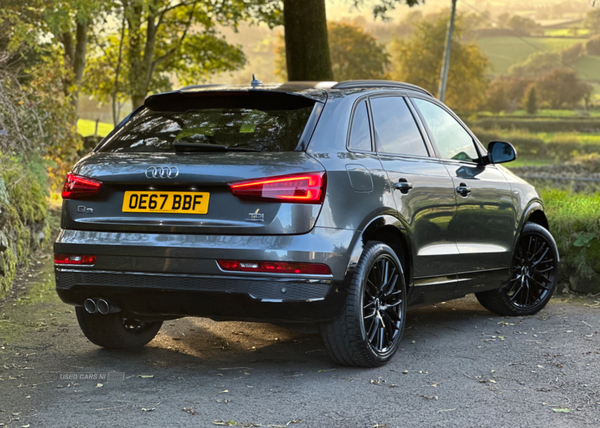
[410, 97, 517, 275]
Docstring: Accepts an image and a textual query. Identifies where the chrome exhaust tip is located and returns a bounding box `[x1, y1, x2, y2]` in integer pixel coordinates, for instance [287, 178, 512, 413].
[97, 298, 121, 315]
[84, 298, 98, 314]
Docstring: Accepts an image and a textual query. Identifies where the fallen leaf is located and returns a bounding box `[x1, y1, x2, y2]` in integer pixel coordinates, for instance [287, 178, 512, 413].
[552, 408, 570, 413]
[141, 408, 155, 412]
[96, 383, 103, 388]
[182, 407, 198, 415]
[138, 375, 154, 379]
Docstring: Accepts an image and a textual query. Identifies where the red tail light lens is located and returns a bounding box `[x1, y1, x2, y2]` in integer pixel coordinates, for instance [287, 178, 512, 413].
[54, 254, 97, 265]
[218, 260, 331, 275]
[229, 172, 326, 204]
[62, 173, 102, 199]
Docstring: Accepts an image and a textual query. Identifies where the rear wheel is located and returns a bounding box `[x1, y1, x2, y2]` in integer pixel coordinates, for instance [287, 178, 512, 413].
[76, 307, 162, 349]
[320, 242, 406, 367]
[476, 222, 559, 316]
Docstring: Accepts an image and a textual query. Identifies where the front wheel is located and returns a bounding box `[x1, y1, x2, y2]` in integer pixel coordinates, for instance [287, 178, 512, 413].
[476, 222, 559, 316]
[76, 307, 163, 349]
[320, 242, 406, 367]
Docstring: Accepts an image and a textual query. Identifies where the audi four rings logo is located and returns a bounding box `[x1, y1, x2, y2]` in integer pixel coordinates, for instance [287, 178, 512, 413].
[145, 166, 179, 179]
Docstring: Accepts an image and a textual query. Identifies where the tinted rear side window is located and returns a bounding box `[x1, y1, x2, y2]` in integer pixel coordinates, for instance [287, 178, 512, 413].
[349, 101, 372, 151]
[370, 97, 428, 157]
[98, 106, 314, 153]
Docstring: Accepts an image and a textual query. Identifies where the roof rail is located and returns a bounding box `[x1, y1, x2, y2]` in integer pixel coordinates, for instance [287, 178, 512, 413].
[332, 80, 433, 96]
[179, 84, 225, 91]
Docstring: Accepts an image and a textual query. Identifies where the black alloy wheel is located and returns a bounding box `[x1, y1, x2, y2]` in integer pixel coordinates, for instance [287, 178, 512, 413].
[362, 254, 404, 354]
[476, 222, 559, 316]
[321, 241, 406, 367]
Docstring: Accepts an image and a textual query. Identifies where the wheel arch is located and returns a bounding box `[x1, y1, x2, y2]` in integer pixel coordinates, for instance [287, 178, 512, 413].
[346, 215, 413, 289]
[513, 199, 549, 249]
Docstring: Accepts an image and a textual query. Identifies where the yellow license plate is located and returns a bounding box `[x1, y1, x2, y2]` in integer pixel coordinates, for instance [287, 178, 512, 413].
[122, 191, 210, 214]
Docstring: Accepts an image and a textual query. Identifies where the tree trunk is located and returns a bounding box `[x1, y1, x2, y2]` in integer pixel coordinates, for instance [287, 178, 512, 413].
[71, 21, 88, 113]
[283, 0, 333, 81]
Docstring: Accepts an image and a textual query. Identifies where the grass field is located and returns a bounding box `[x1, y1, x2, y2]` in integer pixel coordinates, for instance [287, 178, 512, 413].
[77, 119, 114, 137]
[475, 109, 600, 118]
[477, 36, 592, 76]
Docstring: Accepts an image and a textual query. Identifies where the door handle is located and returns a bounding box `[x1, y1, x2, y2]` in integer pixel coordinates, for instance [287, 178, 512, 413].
[394, 179, 413, 194]
[456, 183, 471, 197]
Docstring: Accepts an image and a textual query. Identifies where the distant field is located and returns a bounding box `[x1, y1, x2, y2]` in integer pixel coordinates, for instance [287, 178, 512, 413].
[544, 29, 590, 37]
[475, 109, 600, 118]
[477, 36, 590, 76]
[77, 119, 113, 137]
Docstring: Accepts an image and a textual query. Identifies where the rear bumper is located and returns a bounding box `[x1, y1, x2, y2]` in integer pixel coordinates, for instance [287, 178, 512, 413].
[54, 226, 357, 322]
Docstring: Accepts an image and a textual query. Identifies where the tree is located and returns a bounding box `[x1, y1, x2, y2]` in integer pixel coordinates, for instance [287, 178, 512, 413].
[275, 21, 388, 81]
[2, 0, 108, 114]
[586, 35, 600, 55]
[282, 0, 421, 81]
[584, 9, 600, 36]
[84, 0, 278, 110]
[485, 76, 533, 113]
[522, 85, 538, 115]
[505, 15, 540, 36]
[387, 12, 490, 111]
[534, 69, 593, 109]
[508, 52, 563, 78]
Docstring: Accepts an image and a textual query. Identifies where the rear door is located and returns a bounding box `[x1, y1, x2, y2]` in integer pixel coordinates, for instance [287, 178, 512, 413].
[410, 97, 517, 273]
[62, 90, 326, 235]
[369, 95, 459, 279]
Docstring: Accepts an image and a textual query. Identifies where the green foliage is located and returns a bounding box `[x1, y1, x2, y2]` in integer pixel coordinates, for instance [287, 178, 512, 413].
[542, 189, 600, 293]
[473, 117, 600, 133]
[387, 12, 490, 111]
[534, 69, 594, 110]
[0, 154, 49, 295]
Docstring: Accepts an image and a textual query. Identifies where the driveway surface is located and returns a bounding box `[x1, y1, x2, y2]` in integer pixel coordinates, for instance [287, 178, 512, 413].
[1, 248, 599, 428]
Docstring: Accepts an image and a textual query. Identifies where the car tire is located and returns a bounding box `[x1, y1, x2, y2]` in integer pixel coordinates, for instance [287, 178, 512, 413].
[320, 241, 406, 367]
[76, 307, 162, 349]
[475, 222, 559, 316]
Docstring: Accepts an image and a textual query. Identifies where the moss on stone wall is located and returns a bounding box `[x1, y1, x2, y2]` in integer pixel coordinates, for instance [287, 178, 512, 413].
[0, 154, 49, 296]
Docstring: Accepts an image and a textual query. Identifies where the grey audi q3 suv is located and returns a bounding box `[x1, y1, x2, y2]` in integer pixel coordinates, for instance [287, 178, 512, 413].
[55, 80, 559, 367]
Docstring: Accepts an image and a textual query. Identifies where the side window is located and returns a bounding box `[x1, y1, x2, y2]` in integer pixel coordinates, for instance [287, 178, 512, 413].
[370, 97, 428, 157]
[349, 101, 372, 151]
[412, 98, 479, 162]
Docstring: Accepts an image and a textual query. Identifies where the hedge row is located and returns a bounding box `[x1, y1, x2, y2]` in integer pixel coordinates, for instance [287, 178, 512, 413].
[472, 118, 600, 133]
[474, 129, 600, 161]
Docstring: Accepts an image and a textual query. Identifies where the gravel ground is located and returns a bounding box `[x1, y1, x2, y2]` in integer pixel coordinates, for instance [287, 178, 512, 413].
[0, 249, 599, 428]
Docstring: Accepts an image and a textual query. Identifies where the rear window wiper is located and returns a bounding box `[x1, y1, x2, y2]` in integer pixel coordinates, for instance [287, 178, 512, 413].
[173, 142, 261, 153]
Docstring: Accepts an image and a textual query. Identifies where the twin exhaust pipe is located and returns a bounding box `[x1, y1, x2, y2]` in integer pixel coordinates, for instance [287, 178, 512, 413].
[84, 298, 121, 315]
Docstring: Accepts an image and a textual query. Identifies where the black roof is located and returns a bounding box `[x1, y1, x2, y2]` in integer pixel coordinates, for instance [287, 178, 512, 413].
[171, 80, 433, 103]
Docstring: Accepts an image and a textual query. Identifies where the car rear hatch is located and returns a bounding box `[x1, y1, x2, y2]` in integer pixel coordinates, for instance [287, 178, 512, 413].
[61, 89, 326, 235]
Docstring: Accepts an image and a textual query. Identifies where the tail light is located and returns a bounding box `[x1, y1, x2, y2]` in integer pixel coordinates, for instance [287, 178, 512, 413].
[229, 172, 326, 204]
[218, 260, 331, 275]
[62, 173, 102, 199]
[54, 254, 97, 265]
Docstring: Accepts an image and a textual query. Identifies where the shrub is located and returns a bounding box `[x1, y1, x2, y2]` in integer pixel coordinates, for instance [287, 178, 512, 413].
[534, 69, 594, 109]
[586, 35, 600, 55]
[473, 118, 600, 133]
[542, 189, 600, 294]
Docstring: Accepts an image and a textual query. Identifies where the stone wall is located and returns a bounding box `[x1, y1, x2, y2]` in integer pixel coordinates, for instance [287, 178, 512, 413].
[0, 156, 49, 295]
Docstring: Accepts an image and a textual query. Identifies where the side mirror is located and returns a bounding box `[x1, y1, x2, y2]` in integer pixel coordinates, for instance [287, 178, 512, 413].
[487, 141, 517, 164]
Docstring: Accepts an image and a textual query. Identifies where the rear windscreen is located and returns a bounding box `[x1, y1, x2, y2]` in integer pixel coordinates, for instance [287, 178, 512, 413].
[97, 106, 315, 153]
